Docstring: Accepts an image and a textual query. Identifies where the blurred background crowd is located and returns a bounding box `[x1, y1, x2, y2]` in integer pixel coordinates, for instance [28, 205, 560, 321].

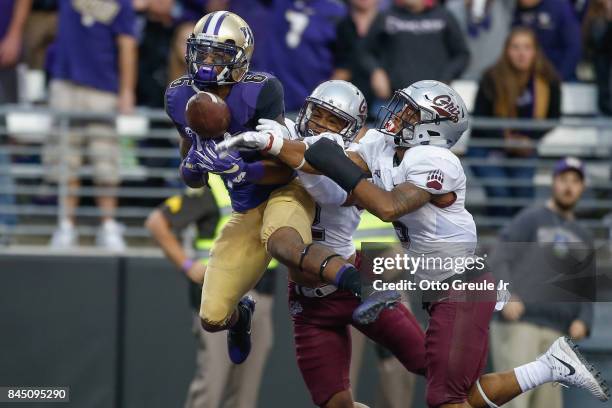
[0, 0, 611, 249]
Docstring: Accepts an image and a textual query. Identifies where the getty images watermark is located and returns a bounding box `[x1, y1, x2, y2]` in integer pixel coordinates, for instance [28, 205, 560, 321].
[370, 253, 509, 292]
[359, 241, 610, 303]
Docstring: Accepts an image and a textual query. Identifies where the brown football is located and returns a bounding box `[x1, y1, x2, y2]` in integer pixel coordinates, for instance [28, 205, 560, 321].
[185, 91, 231, 140]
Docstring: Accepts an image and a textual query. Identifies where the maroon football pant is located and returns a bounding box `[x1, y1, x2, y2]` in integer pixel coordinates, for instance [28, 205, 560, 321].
[289, 282, 426, 406]
[424, 273, 497, 407]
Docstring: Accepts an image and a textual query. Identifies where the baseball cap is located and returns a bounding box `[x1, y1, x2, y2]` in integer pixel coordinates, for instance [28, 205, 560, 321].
[553, 157, 585, 180]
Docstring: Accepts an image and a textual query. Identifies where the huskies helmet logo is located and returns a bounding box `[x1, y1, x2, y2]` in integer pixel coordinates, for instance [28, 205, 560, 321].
[426, 169, 444, 190]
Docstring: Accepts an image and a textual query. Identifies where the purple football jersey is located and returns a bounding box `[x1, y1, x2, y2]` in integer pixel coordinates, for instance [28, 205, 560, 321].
[165, 72, 287, 212]
[256, 0, 347, 111]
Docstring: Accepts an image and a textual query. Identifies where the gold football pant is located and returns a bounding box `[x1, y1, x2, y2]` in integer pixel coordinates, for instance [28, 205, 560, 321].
[200, 180, 315, 325]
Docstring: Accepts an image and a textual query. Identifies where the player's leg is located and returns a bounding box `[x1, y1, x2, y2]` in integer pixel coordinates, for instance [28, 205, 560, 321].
[199, 205, 271, 363]
[263, 180, 399, 319]
[232, 290, 274, 408]
[355, 301, 427, 377]
[424, 283, 497, 408]
[488, 321, 541, 408]
[427, 298, 609, 408]
[262, 180, 358, 291]
[289, 283, 358, 408]
[531, 326, 564, 408]
[467, 336, 610, 408]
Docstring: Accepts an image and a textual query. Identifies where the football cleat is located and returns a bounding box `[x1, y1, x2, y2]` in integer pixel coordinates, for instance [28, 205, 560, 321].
[538, 336, 609, 402]
[352, 290, 401, 325]
[227, 295, 256, 364]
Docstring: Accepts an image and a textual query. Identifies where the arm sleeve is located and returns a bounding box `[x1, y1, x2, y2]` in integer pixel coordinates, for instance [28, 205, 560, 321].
[399, 155, 463, 195]
[439, 10, 470, 82]
[159, 188, 220, 233]
[254, 77, 285, 121]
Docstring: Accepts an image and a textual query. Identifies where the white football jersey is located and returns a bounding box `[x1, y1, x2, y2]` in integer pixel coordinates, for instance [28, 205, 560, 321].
[356, 130, 477, 281]
[292, 130, 362, 259]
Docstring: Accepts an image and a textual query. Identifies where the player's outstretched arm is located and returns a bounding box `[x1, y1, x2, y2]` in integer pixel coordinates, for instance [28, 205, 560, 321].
[304, 137, 440, 220]
[352, 181, 431, 222]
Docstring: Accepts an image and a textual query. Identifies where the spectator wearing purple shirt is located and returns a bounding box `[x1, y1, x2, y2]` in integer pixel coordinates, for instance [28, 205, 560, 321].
[514, 0, 582, 81]
[44, 0, 137, 251]
[255, 0, 347, 112]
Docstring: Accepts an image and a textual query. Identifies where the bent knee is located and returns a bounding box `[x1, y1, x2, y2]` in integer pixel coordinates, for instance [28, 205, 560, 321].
[199, 300, 234, 332]
[199, 318, 227, 333]
[266, 227, 304, 258]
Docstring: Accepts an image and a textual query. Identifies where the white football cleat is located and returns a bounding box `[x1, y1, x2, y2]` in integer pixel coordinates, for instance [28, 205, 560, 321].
[50, 219, 78, 249]
[538, 336, 609, 402]
[96, 219, 126, 252]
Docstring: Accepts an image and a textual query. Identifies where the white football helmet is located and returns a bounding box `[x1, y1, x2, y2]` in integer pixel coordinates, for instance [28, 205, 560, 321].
[376, 80, 469, 148]
[296, 80, 367, 143]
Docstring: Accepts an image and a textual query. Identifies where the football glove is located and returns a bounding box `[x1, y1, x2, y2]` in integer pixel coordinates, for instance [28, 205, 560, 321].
[215, 131, 284, 156]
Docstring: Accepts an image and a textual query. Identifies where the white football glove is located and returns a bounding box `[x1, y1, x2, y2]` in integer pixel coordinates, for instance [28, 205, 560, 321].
[255, 118, 292, 140]
[215, 131, 284, 156]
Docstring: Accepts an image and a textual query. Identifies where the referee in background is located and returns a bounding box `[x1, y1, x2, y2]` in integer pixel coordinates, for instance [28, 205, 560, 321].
[146, 186, 276, 408]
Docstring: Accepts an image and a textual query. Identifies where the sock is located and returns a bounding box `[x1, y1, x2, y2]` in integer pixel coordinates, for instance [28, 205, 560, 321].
[514, 360, 553, 392]
[334, 265, 361, 297]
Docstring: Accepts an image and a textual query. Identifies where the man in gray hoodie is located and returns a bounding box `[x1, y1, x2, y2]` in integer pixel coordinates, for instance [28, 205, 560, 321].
[490, 157, 594, 408]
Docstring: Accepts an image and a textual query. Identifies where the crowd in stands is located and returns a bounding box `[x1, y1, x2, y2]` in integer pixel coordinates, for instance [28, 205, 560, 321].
[0, 0, 611, 247]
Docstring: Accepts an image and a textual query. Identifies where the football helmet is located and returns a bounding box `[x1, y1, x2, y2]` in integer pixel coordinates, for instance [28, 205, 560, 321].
[376, 80, 469, 148]
[186, 11, 254, 88]
[296, 80, 367, 143]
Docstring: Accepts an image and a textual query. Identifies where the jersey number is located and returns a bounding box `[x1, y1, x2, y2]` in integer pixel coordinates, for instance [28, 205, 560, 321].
[392, 221, 410, 246]
[311, 204, 325, 241]
[243, 73, 266, 83]
[285, 10, 309, 49]
[169, 77, 193, 88]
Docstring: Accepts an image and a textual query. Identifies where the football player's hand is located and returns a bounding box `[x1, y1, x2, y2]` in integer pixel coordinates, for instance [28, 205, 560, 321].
[501, 296, 525, 321]
[195, 140, 246, 177]
[180, 141, 208, 188]
[216, 131, 284, 156]
[256, 118, 291, 140]
[569, 319, 588, 341]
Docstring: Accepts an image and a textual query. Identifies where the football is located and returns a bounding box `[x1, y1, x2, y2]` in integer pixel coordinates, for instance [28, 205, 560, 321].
[185, 91, 231, 140]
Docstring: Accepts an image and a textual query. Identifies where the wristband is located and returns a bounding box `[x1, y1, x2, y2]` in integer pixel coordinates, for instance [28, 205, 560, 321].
[304, 137, 366, 193]
[181, 258, 195, 273]
[293, 141, 309, 170]
[263, 132, 284, 156]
